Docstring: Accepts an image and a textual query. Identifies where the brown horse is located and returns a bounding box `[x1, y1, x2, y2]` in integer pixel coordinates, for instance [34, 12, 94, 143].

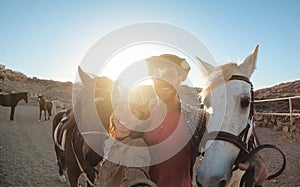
[38, 95, 53, 121]
[52, 67, 113, 187]
[0, 92, 28, 120]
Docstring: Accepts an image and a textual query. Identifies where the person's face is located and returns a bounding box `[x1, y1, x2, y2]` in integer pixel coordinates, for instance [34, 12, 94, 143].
[113, 102, 141, 137]
[152, 65, 183, 102]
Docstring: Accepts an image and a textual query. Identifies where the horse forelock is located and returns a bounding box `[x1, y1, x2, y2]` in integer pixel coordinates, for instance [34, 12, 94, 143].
[201, 62, 238, 101]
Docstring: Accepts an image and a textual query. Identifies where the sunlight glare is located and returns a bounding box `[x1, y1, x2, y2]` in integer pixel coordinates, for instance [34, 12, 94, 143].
[98, 43, 206, 89]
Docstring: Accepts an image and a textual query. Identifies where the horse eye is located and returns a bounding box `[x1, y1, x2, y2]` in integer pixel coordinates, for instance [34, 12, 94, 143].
[240, 96, 250, 108]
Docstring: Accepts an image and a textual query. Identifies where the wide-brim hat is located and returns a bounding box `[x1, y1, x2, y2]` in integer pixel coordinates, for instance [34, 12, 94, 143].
[146, 54, 191, 81]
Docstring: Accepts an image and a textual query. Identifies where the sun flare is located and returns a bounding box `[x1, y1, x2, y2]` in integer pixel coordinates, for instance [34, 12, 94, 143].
[98, 43, 205, 90]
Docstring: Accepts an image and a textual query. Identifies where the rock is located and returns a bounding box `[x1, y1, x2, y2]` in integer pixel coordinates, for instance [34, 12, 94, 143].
[290, 125, 297, 132]
[267, 122, 274, 128]
[273, 126, 282, 131]
[255, 115, 263, 121]
[270, 117, 276, 123]
[277, 121, 284, 127]
[282, 126, 289, 133]
[295, 126, 300, 134]
[255, 121, 262, 127]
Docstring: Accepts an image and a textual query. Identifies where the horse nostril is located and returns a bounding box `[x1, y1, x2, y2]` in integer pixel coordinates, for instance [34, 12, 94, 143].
[218, 179, 227, 187]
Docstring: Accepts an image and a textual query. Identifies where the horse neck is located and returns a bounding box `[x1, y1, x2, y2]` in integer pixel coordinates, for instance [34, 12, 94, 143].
[96, 104, 112, 131]
[15, 93, 26, 103]
[39, 97, 46, 105]
[98, 107, 112, 132]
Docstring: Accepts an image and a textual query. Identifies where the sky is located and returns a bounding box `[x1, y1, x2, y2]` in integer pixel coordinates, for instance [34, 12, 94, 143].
[0, 0, 299, 90]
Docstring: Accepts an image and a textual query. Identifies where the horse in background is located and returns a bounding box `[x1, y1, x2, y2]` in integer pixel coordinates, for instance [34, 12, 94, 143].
[0, 92, 28, 120]
[38, 95, 53, 121]
[52, 66, 113, 187]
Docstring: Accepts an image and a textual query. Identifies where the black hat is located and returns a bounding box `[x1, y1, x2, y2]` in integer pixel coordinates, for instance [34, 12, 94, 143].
[146, 54, 191, 81]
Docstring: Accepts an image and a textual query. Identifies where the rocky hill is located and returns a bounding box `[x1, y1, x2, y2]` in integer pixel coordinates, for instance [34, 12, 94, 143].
[0, 67, 200, 109]
[254, 80, 300, 134]
[0, 67, 72, 107]
[1, 67, 299, 134]
[254, 80, 300, 113]
[255, 80, 300, 99]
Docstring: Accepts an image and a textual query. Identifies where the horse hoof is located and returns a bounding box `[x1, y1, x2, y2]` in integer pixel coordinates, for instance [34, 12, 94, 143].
[59, 175, 67, 183]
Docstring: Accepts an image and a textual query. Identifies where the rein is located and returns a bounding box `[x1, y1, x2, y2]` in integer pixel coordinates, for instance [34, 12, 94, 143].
[70, 128, 109, 186]
[70, 128, 96, 186]
[201, 75, 286, 187]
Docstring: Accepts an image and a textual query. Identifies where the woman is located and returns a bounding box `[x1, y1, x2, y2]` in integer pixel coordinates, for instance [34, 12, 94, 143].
[97, 86, 156, 187]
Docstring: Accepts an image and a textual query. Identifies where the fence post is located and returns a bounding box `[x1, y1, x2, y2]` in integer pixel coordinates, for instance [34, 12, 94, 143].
[289, 98, 293, 126]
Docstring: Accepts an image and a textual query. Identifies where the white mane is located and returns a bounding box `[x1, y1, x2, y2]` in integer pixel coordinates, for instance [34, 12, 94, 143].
[201, 62, 238, 100]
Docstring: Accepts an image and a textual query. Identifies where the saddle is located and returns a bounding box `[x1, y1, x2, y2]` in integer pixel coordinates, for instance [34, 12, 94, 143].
[54, 109, 73, 151]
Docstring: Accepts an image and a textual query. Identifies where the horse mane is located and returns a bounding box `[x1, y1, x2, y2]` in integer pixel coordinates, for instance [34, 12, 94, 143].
[201, 62, 238, 100]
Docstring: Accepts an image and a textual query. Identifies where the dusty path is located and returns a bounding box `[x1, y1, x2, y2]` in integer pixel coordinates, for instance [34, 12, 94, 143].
[0, 105, 299, 186]
[254, 127, 300, 187]
[0, 105, 67, 187]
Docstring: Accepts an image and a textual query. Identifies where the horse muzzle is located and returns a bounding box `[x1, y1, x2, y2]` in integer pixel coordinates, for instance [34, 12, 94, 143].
[196, 143, 234, 187]
[196, 168, 231, 187]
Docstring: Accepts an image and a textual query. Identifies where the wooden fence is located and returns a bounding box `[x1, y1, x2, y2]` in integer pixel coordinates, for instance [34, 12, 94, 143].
[254, 96, 300, 126]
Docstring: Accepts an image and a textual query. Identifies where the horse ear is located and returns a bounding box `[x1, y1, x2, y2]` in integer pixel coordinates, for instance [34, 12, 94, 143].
[195, 56, 215, 77]
[78, 66, 92, 85]
[238, 45, 259, 78]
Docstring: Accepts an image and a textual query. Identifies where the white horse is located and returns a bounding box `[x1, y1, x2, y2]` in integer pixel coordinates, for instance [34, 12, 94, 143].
[196, 45, 259, 187]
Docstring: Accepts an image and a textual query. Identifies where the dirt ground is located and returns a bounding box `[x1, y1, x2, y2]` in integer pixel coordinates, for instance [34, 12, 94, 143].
[0, 104, 299, 187]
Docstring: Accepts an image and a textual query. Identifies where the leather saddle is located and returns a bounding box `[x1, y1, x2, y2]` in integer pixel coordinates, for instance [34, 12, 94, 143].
[54, 109, 72, 151]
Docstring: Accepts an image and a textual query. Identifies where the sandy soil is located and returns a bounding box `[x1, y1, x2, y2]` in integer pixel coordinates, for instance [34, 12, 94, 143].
[0, 104, 299, 187]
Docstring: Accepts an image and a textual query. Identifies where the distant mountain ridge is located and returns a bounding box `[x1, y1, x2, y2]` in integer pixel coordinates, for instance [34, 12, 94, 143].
[254, 80, 300, 114]
[0, 66, 299, 110]
[255, 80, 300, 100]
[0, 67, 72, 105]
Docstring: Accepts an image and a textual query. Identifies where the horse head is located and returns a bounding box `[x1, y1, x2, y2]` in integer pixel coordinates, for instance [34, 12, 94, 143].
[195, 45, 258, 187]
[75, 66, 113, 165]
[38, 95, 44, 105]
[23, 92, 28, 103]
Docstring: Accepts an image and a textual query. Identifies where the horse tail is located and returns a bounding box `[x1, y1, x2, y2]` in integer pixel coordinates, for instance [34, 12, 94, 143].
[48, 101, 53, 116]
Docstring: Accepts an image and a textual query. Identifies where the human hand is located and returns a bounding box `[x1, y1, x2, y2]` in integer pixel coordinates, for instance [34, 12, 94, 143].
[238, 154, 268, 185]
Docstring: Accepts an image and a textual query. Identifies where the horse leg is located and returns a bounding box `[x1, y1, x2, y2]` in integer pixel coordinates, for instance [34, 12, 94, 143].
[39, 109, 42, 121]
[55, 146, 67, 183]
[44, 109, 47, 121]
[67, 169, 81, 187]
[48, 109, 52, 120]
[10, 106, 15, 120]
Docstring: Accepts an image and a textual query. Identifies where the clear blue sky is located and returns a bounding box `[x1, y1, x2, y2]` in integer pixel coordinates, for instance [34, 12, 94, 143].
[0, 0, 299, 90]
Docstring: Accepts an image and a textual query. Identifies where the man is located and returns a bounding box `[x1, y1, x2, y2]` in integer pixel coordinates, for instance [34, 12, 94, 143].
[143, 54, 267, 186]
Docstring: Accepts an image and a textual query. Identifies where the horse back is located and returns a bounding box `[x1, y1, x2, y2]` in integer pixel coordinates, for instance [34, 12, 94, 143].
[47, 100, 53, 109]
[0, 94, 16, 107]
